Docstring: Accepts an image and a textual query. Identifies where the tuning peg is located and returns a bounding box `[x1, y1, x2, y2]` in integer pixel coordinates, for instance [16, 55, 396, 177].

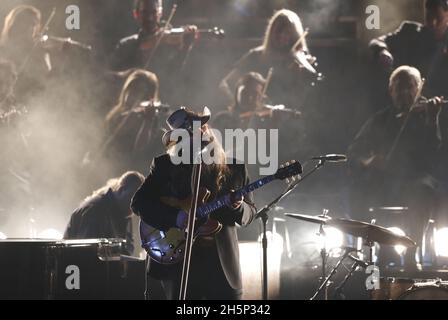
[280, 164, 284, 169]
[290, 176, 296, 182]
[285, 178, 290, 184]
[285, 162, 290, 167]
[291, 160, 296, 164]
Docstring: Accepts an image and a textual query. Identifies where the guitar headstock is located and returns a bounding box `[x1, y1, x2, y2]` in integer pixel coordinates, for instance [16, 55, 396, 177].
[274, 160, 302, 182]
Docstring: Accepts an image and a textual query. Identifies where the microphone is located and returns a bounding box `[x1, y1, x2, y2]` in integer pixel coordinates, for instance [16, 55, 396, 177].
[347, 254, 369, 269]
[311, 154, 347, 162]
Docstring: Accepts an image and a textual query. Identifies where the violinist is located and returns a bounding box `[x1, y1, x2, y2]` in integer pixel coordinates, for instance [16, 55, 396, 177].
[110, 0, 197, 103]
[0, 5, 93, 105]
[348, 65, 444, 270]
[213, 72, 267, 132]
[220, 9, 320, 109]
[103, 69, 165, 175]
[0, 5, 46, 104]
[369, 0, 448, 99]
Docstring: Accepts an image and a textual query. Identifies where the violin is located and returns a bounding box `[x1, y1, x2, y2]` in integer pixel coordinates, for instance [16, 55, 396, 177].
[120, 100, 171, 116]
[139, 25, 225, 51]
[288, 28, 324, 85]
[239, 104, 302, 120]
[39, 34, 92, 52]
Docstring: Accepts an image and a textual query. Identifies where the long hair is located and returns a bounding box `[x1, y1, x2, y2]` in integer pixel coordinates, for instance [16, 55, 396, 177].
[84, 171, 144, 203]
[105, 69, 159, 128]
[262, 9, 308, 54]
[166, 125, 230, 193]
[0, 5, 41, 45]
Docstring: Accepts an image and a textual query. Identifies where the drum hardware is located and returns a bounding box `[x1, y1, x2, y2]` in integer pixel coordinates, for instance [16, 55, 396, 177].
[286, 213, 417, 300]
[309, 246, 361, 300]
[333, 254, 370, 300]
[397, 279, 448, 300]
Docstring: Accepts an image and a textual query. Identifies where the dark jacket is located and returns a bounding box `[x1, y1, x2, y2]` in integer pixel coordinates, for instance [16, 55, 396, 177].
[348, 106, 441, 185]
[131, 154, 256, 290]
[369, 21, 448, 96]
[64, 189, 134, 254]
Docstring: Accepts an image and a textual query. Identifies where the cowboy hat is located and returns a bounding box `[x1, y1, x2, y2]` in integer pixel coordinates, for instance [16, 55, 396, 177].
[161, 106, 211, 146]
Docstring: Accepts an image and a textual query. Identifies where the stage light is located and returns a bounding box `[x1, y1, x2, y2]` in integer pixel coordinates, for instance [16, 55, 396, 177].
[387, 227, 407, 255]
[316, 227, 343, 256]
[435, 227, 448, 257]
[238, 231, 284, 299]
[0, 232, 7, 239]
[38, 228, 63, 239]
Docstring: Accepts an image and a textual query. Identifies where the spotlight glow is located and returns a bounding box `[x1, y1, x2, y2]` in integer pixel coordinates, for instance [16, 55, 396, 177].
[435, 228, 448, 257]
[387, 227, 406, 255]
[0, 232, 7, 240]
[316, 227, 343, 255]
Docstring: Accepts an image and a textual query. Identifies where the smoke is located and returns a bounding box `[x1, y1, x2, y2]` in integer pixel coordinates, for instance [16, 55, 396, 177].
[300, 0, 345, 34]
[0, 0, 136, 238]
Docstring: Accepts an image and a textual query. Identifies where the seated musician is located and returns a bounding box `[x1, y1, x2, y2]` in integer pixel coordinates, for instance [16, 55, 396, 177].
[64, 171, 145, 256]
[110, 0, 197, 103]
[104, 69, 165, 175]
[131, 107, 256, 300]
[0, 5, 92, 105]
[213, 72, 267, 132]
[348, 65, 444, 269]
[220, 9, 318, 109]
[369, 0, 448, 98]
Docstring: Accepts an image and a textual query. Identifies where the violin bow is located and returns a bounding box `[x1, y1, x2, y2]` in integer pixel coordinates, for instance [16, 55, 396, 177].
[385, 78, 426, 164]
[143, 4, 178, 69]
[291, 27, 309, 53]
[262, 67, 274, 97]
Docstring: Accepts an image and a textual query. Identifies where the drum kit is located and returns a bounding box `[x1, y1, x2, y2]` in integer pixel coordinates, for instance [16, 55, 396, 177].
[285, 212, 448, 300]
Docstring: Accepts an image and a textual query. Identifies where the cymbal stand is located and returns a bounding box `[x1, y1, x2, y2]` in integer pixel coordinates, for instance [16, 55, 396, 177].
[310, 247, 352, 300]
[333, 256, 368, 300]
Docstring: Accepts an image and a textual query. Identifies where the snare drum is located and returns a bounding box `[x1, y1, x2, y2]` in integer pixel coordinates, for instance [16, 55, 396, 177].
[371, 277, 415, 300]
[397, 282, 448, 300]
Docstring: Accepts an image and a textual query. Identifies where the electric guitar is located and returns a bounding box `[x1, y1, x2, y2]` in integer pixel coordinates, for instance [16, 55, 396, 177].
[139, 160, 302, 265]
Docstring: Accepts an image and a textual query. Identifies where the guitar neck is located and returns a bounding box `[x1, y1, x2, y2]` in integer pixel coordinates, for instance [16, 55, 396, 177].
[196, 175, 275, 219]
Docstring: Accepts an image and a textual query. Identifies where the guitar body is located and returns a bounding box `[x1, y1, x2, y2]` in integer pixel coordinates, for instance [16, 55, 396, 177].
[139, 160, 302, 266]
[140, 187, 222, 265]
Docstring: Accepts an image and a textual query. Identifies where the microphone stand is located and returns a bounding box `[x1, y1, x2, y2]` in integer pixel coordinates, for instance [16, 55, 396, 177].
[255, 159, 326, 300]
[178, 146, 203, 300]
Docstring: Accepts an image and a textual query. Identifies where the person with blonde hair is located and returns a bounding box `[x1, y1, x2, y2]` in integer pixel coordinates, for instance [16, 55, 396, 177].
[103, 68, 164, 175]
[220, 9, 319, 108]
[0, 5, 92, 104]
[0, 5, 41, 47]
[131, 107, 256, 299]
[64, 171, 145, 255]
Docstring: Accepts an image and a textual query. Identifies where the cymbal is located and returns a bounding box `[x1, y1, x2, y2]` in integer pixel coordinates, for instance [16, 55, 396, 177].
[284, 213, 331, 225]
[285, 214, 416, 247]
[327, 218, 416, 247]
